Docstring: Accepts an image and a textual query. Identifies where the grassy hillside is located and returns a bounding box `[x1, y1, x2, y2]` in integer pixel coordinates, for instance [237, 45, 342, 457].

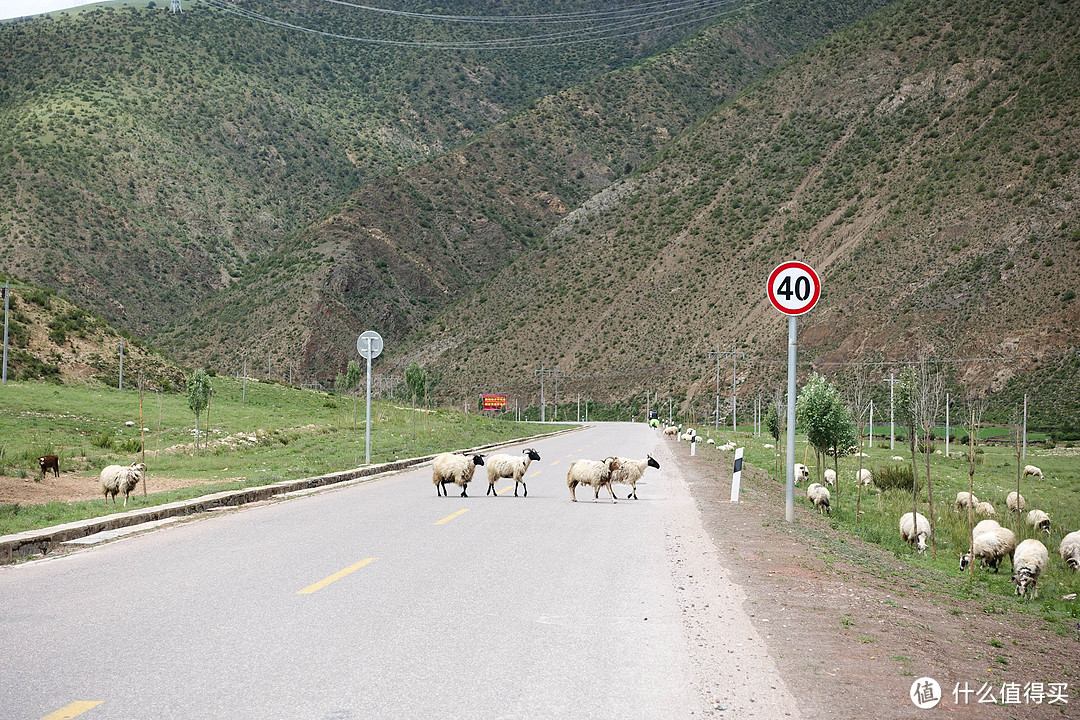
[150, 0, 893, 378]
[0, 0, 722, 335]
[394, 0, 1080, 426]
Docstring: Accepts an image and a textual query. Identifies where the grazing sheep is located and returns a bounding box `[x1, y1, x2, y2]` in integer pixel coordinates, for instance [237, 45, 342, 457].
[485, 448, 541, 497]
[974, 501, 997, 518]
[806, 482, 831, 514]
[567, 457, 621, 503]
[855, 468, 872, 486]
[823, 468, 836, 486]
[610, 455, 660, 500]
[100, 462, 146, 507]
[1006, 491, 1026, 514]
[955, 491, 979, 513]
[1025, 509, 1052, 535]
[793, 463, 809, 485]
[1059, 531, 1080, 571]
[664, 426, 678, 437]
[38, 454, 60, 479]
[1022, 464, 1043, 480]
[763, 443, 774, 449]
[972, 519, 1001, 537]
[890, 455, 905, 462]
[960, 526, 1017, 573]
[718, 441, 736, 452]
[899, 512, 931, 553]
[1011, 538, 1049, 600]
[432, 453, 485, 497]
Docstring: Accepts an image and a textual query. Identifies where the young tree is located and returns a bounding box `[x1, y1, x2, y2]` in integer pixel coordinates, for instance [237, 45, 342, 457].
[894, 367, 920, 544]
[186, 369, 212, 454]
[913, 360, 945, 558]
[345, 360, 363, 392]
[965, 395, 988, 581]
[847, 364, 872, 524]
[797, 374, 855, 511]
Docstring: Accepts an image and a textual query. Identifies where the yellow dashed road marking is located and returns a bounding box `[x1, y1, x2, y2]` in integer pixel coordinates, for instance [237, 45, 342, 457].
[40, 702, 103, 720]
[497, 485, 515, 495]
[297, 558, 376, 595]
[434, 508, 469, 525]
[528, 470, 541, 477]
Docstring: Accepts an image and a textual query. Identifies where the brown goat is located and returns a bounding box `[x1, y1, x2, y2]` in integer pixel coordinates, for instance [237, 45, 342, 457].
[38, 454, 60, 479]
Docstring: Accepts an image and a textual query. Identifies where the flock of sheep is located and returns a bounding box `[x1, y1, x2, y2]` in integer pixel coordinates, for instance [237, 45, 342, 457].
[430, 448, 660, 503]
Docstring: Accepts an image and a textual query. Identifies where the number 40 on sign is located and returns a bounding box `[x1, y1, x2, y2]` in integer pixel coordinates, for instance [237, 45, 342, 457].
[768, 261, 821, 316]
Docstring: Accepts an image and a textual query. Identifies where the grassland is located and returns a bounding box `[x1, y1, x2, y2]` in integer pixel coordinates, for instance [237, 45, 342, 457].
[0, 378, 571, 534]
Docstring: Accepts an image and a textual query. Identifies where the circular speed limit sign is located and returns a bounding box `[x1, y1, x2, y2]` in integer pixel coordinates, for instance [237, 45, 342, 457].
[768, 261, 821, 315]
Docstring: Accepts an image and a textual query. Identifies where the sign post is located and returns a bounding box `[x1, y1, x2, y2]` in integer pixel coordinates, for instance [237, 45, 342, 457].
[357, 330, 383, 464]
[768, 261, 821, 523]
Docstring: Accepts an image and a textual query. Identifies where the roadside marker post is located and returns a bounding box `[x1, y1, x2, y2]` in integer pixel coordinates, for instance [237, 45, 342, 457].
[730, 447, 744, 502]
[767, 261, 821, 523]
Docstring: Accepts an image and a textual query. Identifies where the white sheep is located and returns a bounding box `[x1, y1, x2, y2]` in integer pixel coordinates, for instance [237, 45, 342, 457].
[890, 455, 905, 462]
[706, 437, 715, 445]
[823, 468, 836, 486]
[718, 441, 736, 452]
[610, 455, 660, 500]
[1006, 491, 1026, 514]
[432, 453, 485, 497]
[663, 426, 678, 437]
[1011, 538, 1049, 600]
[972, 519, 1001, 537]
[1025, 509, 1052, 535]
[855, 468, 873, 486]
[806, 482, 830, 514]
[974, 501, 997, 518]
[100, 462, 146, 507]
[1059, 530, 1080, 571]
[567, 457, 621, 503]
[960, 526, 1016, 573]
[484, 448, 541, 497]
[899, 512, 931, 553]
[954, 491, 979, 513]
[793, 463, 809, 485]
[1022, 464, 1043, 480]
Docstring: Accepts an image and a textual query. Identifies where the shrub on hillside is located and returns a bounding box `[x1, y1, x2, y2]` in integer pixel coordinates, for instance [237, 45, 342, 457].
[872, 465, 919, 492]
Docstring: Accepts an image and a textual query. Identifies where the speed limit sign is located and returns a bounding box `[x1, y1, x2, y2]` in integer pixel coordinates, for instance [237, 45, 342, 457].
[768, 261, 821, 315]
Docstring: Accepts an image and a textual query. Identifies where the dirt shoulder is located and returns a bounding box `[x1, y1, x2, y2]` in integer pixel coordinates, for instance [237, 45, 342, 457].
[671, 443, 1077, 719]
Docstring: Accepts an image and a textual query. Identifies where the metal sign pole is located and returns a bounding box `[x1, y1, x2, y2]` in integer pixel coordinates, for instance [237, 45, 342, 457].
[786, 316, 797, 523]
[365, 338, 372, 464]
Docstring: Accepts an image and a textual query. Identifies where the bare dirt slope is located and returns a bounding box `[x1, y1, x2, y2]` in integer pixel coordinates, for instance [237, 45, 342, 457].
[670, 442, 1077, 719]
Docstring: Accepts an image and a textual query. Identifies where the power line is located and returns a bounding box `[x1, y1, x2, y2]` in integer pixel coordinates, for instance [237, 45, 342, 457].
[321, 0, 733, 25]
[201, 0, 766, 50]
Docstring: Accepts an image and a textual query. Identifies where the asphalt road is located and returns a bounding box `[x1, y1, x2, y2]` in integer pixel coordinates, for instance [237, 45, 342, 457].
[1, 423, 801, 720]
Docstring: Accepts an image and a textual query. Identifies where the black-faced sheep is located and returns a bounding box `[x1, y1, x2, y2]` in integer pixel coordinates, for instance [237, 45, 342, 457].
[1022, 464, 1043, 480]
[610, 455, 660, 500]
[899, 512, 931, 553]
[960, 526, 1016, 573]
[1006, 491, 1026, 514]
[806, 482, 830, 514]
[1011, 538, 1049, 600]
[823, 469, 836, 486]
[1059, 531, 1080, 571]
[567, 457, 621, 503]
[432, 453, 485, 497]
[1025, 509, 1052, 535]
[38, 454, 60, 479]
[100, 462, 146, 507]
[484, 448, 541, 497]
[793, 463, 809, 485]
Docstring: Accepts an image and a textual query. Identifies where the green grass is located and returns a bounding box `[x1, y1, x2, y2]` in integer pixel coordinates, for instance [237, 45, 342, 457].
[0, 378, 572, 534]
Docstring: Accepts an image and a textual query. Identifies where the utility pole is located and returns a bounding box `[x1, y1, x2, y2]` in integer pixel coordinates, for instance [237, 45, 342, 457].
[1022, 393, 1028, 460]
[1, 281, 9, 386]
[118, 340, 124, 391]
[885, 373, 899, 450]
[709, 346, 744, 432]
[534, 368, 564, 422]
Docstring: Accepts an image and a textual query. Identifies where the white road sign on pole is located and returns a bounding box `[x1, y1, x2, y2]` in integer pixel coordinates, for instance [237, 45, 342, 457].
[768, 261, 821, 524]
[357, 331, 383, 464]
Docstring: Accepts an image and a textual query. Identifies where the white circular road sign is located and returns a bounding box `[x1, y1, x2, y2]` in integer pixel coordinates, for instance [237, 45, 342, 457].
[357, 330, 383, 360]
[768, 261, 821, 315]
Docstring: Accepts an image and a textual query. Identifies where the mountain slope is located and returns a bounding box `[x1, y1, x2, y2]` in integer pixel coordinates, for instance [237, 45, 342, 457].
[392, 0, 1080, 423]
[152, 0, 894, 378]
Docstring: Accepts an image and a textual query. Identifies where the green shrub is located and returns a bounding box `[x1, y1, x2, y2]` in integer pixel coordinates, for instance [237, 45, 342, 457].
[873, 465, 919, 492]
[92, 431, 114, 450]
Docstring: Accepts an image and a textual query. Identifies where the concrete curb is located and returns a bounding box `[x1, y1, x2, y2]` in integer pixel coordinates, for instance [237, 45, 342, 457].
[0, 426, 582, 565]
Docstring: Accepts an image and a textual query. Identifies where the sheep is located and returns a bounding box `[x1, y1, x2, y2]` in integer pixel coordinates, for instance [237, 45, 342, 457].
[793, 463, 809, 485]
[1006, 491, 1026, 513]
[890, 455, 905, 462]
[38, 454, 60, 479]
[972, 519, 1001, 537]
[1011, 538, 1049, 600]
[974, 501, 997, 518]
[1059, 530, 1080, 571]
[899, 512, 931, 553]
[567, 457, 621, 503]
[485, 448, 541, 497]
[718, 441, 736, 452]
[610, 455, 660, 499]
[823, 468, 836, 486]
[806, 482, 830, 514]
[855, 468, 873, 486]
[1022, 464, 1043, 480]
[663, 426, 678, 437]
[954, 491, 979, 513]
[100, 462, 146, 507]
[706, 438, 715, 445]
[1025, 509, 1052, 535]
[432, 453, 485, 497]
[960, 526, 1016, 573]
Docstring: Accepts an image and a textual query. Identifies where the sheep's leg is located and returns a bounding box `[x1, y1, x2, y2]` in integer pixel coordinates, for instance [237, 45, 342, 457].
[521, 481, 527, 498]
[605, 483, 616, 503]
[487, 483, 495, 496]
[569, 482, 577, 502]
[460, 484, 468, 498]
[437, 481, 446, 497]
